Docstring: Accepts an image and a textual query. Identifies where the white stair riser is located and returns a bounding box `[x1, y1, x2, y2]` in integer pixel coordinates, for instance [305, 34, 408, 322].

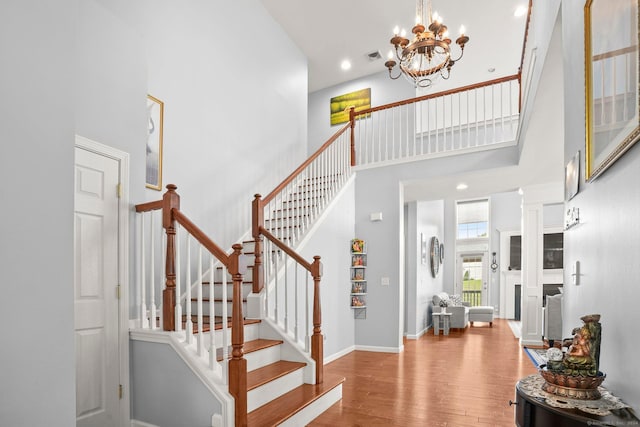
[245, 344, 281, 372]
[196, 323, 261, 349]
[247, 367, 305, 412]
[279, 383, 343, 427]
[265, 217, 308, 228]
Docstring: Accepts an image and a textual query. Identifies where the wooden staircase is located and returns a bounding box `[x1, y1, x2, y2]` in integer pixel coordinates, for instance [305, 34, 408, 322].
[185, 242, 344, 426]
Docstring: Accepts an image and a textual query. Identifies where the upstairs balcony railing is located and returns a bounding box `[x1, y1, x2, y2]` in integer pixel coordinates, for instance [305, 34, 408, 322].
[350, 74, 521, 168]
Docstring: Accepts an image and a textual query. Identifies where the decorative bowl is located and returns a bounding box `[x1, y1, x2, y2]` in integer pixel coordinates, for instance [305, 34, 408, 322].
[539, 365, 606, 400]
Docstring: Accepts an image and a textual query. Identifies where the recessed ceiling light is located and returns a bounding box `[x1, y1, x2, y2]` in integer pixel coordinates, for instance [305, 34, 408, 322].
[514, 5, 527, 17]
[456, 183, 468, 191]
[341, 60, 352, 71]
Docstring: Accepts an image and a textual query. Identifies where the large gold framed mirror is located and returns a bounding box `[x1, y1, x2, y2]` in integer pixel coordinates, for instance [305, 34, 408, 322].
[584, 0, 640, 181]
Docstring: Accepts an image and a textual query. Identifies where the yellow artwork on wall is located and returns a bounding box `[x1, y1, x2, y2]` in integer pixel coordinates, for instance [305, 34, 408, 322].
[330, 88, 371, 126]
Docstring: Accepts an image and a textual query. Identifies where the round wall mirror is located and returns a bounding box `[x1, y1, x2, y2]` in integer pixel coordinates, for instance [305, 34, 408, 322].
[430, 236, 440, 278]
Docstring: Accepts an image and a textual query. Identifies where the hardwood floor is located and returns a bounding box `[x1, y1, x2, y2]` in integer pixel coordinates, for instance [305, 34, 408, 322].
[309, 319, 537, 426]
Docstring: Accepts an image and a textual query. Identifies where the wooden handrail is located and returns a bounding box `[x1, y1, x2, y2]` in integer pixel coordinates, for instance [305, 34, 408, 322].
[519, 0, 533, 76]
[258, 226, 313, 272]
[135, 199, 162, 213]
[353, 74, 521, 118]
[262, 122, 351, 205]
[173, 209, 230, 267]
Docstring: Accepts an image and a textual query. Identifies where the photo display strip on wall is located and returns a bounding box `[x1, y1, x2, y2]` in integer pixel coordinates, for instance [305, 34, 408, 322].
[350, 238, 367, 319]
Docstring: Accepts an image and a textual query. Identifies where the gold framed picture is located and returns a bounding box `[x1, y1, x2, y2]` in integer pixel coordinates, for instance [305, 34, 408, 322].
[584, 0, 639, 181]
[146, 94, 164, 190]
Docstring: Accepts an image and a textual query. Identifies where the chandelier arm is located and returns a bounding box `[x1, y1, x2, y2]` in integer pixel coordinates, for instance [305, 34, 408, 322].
[388, 68, 403, 80]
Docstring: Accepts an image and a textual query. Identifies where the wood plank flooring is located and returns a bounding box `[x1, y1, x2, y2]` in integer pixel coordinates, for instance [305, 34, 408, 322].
[309, 319, 536, 426]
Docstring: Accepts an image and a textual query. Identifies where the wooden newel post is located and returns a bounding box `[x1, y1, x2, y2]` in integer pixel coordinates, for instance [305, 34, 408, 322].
[228, 243, 247, 427]
[162, 184, 180, 331]
[349, 106, 356, 166]
[310, 255, 324, 384]
[251, 194, 264, 294]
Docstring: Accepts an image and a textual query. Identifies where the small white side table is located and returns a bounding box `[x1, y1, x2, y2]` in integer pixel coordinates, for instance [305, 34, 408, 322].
[432, 312, 452, 335]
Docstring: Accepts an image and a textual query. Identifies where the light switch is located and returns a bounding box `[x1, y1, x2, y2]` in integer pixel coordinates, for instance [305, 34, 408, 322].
[381, 276, 390, 286]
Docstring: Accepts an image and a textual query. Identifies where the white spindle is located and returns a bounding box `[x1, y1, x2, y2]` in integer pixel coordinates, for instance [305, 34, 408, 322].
[175, 224, 182, 332]
[140, 213, 148, 329]
[294, 263, 299, 344]
[150, 213, 157, 330]
[197, 245, 204, 357]
[185, 235, 193, 344]
[209, 256, 215, 369]
[159, 232, 165, 330]
[221, 264, 229, 363]
[305, 272, 310, 352]
[274, 252, 279, 324]
[284, 253, 289, 334]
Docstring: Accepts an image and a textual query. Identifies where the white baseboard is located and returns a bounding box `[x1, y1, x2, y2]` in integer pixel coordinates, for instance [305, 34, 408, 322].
[355, 344, 404, 353]
[324, 345, 355, 364]
[132, 420, 160, 427]
[405, 327, 427, 340]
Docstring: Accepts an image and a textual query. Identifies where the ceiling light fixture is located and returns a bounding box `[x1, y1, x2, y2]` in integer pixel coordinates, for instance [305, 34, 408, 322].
[341, 60, 352, 71]
[456, 183, 468, 191]
[384, 0, 470, 88]
[514, 5, 527, 17]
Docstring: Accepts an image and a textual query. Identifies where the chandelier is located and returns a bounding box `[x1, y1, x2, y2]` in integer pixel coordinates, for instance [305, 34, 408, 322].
[384, 0, 470, 88]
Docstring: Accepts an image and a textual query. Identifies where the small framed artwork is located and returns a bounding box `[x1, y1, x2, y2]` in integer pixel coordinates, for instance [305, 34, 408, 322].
[565, 151, 580, 201]
[146, 94, 164, 190]
[584, 0, 639, 181]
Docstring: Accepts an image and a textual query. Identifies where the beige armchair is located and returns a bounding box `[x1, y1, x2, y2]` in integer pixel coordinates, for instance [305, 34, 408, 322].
[432, 292, 469, 329]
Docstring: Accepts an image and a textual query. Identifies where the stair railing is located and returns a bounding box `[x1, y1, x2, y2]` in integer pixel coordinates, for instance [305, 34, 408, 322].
[251, 123, 353, 385]
[135, 184, 248, 427]
[351, 74, 521, 168]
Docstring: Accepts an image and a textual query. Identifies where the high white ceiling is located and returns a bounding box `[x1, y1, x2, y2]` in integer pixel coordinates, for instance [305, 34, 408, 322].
[261, 0, 529, 93]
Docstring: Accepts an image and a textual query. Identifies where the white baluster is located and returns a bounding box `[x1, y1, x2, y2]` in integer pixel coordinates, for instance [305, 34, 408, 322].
[284, 253, 289, 334]
[159, 232, 165, 330]
[150, 213, 157, 330]
[185, 236, 193, 345]
[175, 224, 182, 332]
[140, 213, 148, 329]
[305, 272, 310, 352]
[209, 256, 215, 370]
[294, 263, 299, 344]
[221, 264, 229, 365]
[197, 245, 203, 357]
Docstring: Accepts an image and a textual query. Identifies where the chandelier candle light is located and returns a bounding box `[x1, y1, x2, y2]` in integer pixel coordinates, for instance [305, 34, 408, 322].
[385, 0, 470, 88]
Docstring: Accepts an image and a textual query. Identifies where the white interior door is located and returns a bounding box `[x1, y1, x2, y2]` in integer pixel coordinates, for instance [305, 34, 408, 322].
[74, 147, 121, 427]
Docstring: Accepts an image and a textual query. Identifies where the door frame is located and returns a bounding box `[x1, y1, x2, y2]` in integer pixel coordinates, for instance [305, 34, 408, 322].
[75, 135, 130, 426]
[456, 251, 489, 306]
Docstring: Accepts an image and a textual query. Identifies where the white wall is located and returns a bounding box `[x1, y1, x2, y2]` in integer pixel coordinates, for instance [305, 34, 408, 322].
[98, 0, 308, 250]
[308, 71, 414, 155]
[0, 1, 76, 426]
[131, 341, 223, 426]
[2, 0, 310, 424]
[299, 179, 356, 360]
[405, 201, 445, 338]
[562, 0, 640, 408]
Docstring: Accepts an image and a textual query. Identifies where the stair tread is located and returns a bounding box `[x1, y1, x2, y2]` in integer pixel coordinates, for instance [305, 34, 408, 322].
[247, 374, 345, 426]
[216, 338, 283, 361]
[247, 360, 307, 391]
